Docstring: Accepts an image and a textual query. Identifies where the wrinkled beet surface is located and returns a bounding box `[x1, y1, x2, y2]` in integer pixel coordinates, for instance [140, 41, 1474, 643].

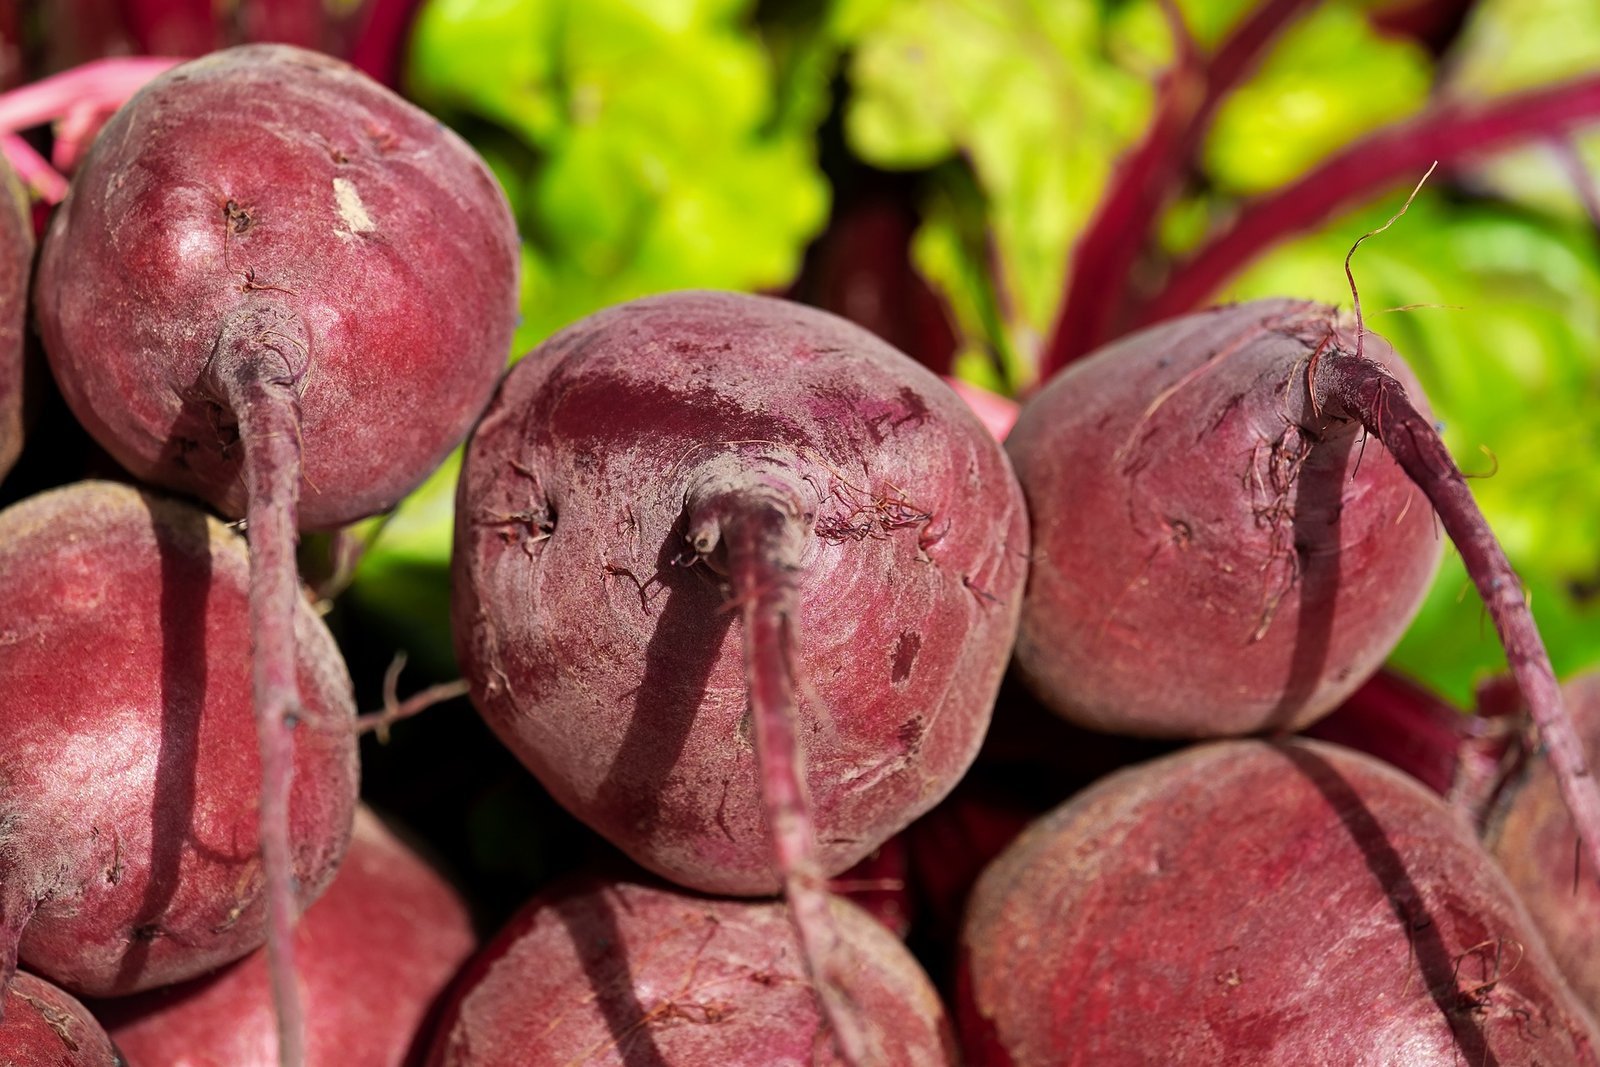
[428, 876, 956, 1066]
[959, 738, 1600, 1065]
[453, 290, 1028, 894]
[0, 481, 357, 995]
[99, 806, 474, 1067]
[1486, 672, 1600, 1014]
[0, 156, 30, 483]
[1006, 299, 1442, 737]
[0, 972, 122, 1066]
[33, 44, 517, 528]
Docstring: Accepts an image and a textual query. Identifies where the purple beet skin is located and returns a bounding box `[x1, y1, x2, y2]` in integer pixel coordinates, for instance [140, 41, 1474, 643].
[99, 807, 475, 1067]
[33, 43, 517, 527]
[428, 876, 958, 1066]
[0, 481, 357, 999]
[0, 972, 123, 1066]
[453, 290, 1029, 897]
[959, 739, 1600, 1065]
[1007, 299, 1442, 738]
[1484, 672, 1600, 1016]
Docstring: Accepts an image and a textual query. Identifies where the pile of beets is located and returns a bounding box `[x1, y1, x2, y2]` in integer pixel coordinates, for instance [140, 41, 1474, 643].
[1, 40, 1599, 1067]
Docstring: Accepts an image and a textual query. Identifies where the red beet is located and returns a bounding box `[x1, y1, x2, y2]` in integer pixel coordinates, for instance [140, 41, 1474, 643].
[0, 153, 29, 482]
[959, 738, 1600, 1065]
[453, 290, 1027, 1059]
[1484, 672, 1600, 1015]
[1007, 299, 1441, 738]
[0, 973, 121, 1066]
[99, 806, 475, 1067]
[0, 481, 356, 1000]
[427, 876, 957, 1066]
[34, 45, 514, 525]
[1008, 296, 1600, 921]
[33, 44, 516, 1060]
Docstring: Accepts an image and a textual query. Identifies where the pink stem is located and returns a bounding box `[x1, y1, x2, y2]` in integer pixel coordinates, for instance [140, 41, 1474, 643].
[944, 376, 1019, 441]
[207, 307, 310, 1067]
[687, 467, 870, 1067]
[1141, 73, 1600, 325]
[1041, 0, 1316, 375]
[1315, 346, 1600, 889]
[51, 101, 120, 174]
[0, 134, 67, 203]
[0, 57, 181, 134]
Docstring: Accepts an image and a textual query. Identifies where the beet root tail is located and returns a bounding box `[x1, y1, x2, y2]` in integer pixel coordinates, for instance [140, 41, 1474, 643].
[207, 305, 312, 1067]
[687, 461, 875, 1067]
[1316, 346, 1600, 885]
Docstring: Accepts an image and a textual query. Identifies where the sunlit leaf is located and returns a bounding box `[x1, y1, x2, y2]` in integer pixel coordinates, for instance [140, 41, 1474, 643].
[1204, 4, 1431, 195]
[407, 0, 832, 352]
[847, 0, 1433, 384]
[845, 0, 1156, 368]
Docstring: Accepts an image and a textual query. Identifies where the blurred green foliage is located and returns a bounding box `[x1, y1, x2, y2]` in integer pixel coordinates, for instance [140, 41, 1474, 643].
[406, 0, 832, 351]
[1202, 5, 1431, 194]
[845, 0, 1157, 379]
[355, 0, 1600, 708]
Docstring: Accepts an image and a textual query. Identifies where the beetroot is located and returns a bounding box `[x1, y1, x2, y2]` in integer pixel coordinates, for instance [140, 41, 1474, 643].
[1484, 672, 1600, 1014]
[33, 44, 517, 1059]
[453, 290, 1027, 1057]
[959, 738, 1600, 1065]
[34, 45, 514, 526]
[0, 972, 122, 1066]
[427, 876, 957, 1066]
[0, 153, 29, 483]
[99, 806, 475, 1067]
[1007, 298, 1441, 738]
[1008, 297, 1600, 890]
[0, 480, 356, 1000]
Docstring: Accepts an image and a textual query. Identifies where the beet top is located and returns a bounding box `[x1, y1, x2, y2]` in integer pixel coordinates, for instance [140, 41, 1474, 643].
[960, 738, 1600, 1065]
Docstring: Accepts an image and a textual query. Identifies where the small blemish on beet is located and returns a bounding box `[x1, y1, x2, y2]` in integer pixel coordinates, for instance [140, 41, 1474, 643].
[223, 198, 251, 234]
[897, 715, 925, 751]
[892, 386, 930, 429]
[364, 122, 400, 153]
[891, 630, 920, 685]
